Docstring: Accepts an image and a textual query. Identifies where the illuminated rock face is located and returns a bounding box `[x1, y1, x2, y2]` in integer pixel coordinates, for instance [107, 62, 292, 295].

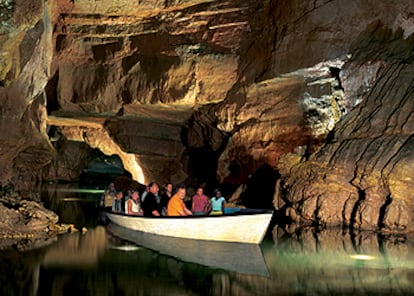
[1, 1, 414, 231]
[278, 24, 414, 232]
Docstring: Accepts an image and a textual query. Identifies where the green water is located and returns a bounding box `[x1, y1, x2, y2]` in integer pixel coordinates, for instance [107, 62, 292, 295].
[1, 183, 413, 295]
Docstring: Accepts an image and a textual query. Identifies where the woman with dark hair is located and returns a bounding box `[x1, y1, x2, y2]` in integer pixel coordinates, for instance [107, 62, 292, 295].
[210, 189, 225, 215]
[125, 190, 143, 216]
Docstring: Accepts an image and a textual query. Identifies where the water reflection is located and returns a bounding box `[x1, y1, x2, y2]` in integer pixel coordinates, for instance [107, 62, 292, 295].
[3, 223, 414, 295]
[2, 185, 414, 295]
[263, 227, 414, 295]
[106, 223, 270, 276]
[37, 226, 269, 296]
[38, 225, 414, 295]
[40, 183, 103, 229]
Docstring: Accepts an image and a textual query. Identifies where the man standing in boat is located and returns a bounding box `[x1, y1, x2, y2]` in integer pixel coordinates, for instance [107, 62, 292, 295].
[141, 182, 161, 217]
[167, 184, 192, 216]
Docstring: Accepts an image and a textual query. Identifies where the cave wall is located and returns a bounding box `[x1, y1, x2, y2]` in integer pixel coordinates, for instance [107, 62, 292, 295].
[0, 0, 414, 232]
[278, 23, 414, 232]
[0, 0, 57, 191]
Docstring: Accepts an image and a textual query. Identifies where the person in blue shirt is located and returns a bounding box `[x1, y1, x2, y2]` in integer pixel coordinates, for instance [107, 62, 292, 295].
[210, 189, 225, 215]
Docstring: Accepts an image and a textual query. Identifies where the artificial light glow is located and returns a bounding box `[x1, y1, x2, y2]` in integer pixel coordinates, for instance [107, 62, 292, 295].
[56, 188, 105, 194]
[350, 254, 376, 261]
[63, 197, 99, 202]
[111, 245, 141, 251]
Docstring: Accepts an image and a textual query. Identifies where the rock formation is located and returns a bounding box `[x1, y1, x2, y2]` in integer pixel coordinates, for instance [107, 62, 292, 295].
[0, 0, 414, 232]
[278, 23, 414, 232]
[0, 184, 70, 250]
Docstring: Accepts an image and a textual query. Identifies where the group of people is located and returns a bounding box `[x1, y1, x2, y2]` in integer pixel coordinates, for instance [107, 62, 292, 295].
[100, 181, 227, 217]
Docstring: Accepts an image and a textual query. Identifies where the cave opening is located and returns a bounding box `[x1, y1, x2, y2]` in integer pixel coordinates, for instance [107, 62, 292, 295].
[79, 153, 132, 188]
[239, 163, 279, 209]
[45, 126, 133, 188]
[186, 145, 220, 195]
[45, 71, 60, 114]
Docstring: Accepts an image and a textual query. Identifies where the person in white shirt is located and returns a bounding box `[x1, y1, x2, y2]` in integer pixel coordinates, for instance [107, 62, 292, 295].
[125, 190, 143, 216]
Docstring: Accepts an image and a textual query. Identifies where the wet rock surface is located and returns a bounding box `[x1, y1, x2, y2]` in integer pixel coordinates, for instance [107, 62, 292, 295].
[0, 186, 70, 250]
[278, 24, 414, 231]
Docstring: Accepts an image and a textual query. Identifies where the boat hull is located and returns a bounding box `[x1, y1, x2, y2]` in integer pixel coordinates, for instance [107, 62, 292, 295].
[105, 209, 273, 244]
[107, 223, 270, 276]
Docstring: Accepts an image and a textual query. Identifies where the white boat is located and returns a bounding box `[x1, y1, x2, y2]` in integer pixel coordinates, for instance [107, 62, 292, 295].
[105, 208, 273, 244]
[106, 223, 270, 276]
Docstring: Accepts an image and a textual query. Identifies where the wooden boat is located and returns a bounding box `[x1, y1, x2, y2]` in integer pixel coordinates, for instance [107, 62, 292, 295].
[105, 208, 273, 244]
[106, 222, 270, 276]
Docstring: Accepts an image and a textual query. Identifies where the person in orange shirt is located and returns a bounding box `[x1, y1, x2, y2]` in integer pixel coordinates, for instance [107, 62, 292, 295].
[167, 184, 192, 216]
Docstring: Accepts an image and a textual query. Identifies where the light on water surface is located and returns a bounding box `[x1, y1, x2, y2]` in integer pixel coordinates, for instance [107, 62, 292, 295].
[1, 184, 414, 295]
[350, 254, 376, 261]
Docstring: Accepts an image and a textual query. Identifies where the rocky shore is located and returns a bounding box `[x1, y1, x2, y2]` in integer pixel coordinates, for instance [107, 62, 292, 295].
[0, 185, 74, 251]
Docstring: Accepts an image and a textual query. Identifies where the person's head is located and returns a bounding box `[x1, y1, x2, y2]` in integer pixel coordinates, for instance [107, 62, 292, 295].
[214, 189, 221, 197]
[196, 187, 203, 196]
[165, 182, 173, 193]
[131, 190, 139, 200]
[148, 182, 159, 194]
[176, 184, 186, 199]
[108, 182, 115, 190]
[116, 191, 123, 199]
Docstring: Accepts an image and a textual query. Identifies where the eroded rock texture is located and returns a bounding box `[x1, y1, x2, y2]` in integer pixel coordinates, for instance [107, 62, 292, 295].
[279, 23, 414, 232]
[0, 0, 414, 231]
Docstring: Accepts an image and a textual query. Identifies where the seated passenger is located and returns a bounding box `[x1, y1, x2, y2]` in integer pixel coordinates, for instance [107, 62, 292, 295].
[191, 186, 210, 216]
[167, 184, 192, 216]
[210, 189, 225, 215]
[141, 182, 161, 217]
[125, 190, 143, 216]
[112, 191, 124, 213]
[100, 182, 116, 208]
[159, 182, 173, 216]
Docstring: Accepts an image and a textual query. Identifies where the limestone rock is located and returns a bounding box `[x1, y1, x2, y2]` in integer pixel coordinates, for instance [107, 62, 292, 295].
[1, 0, 414, 235]
[280, 24, 414, 231]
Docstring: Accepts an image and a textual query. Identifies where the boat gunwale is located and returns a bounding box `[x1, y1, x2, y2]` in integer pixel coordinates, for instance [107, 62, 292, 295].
[104, 208, 274, 219]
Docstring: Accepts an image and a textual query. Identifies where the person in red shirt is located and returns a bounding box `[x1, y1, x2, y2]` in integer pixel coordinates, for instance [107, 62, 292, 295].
[191, 186, 211, 215]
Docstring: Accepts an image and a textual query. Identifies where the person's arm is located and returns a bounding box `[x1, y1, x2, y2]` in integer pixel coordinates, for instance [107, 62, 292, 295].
[184, 207, 192, 216]
[126, 200, 132, 215]
[150, 195, 161, 216]
[191, 196, 195, 212]
[221, 197, 225, 212]
[177, 208, 192, 216]
[204, 198, 212, 213]
[138, 204, 144, 216]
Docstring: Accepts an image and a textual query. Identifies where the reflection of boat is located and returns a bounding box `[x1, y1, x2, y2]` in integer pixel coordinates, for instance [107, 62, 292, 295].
[105, 208, 273, 244]
[106, 223, 270, 277]
[42, 226, 108, 267]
